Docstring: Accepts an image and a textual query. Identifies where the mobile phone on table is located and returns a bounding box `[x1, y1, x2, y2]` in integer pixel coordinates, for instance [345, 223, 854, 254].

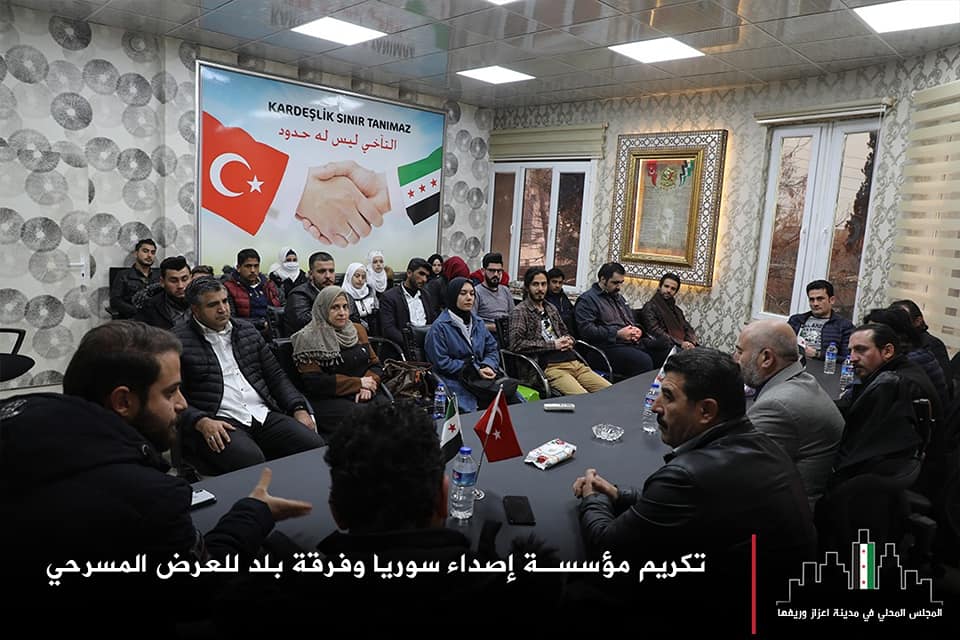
[502, 495, 536, 525]
[191, 488, 216, 509]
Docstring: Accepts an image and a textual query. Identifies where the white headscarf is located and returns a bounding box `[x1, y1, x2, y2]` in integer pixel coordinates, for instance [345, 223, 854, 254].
[269, 246, 300, 281]
[343, 262, 370, 299]
[344, 262, 378, 317]
[366, 249, 388, 293]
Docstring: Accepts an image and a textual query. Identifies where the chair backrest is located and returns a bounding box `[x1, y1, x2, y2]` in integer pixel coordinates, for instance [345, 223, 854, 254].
[403, 323, 431, 362]
[817, 456, 923, 553]
[268, 338, 304, 392]
[266, 305, 287, 339]
[493, 316, 510, 351]
[0, 328, 35, 383]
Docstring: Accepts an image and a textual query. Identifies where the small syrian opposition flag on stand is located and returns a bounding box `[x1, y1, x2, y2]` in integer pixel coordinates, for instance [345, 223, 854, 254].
[397, 147, 441, 225]
[440, 393, 462, 463]
[857, 541, 876, 589]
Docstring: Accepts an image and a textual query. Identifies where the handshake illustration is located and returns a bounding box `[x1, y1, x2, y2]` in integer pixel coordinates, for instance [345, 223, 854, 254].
[294, 160, 393, 249]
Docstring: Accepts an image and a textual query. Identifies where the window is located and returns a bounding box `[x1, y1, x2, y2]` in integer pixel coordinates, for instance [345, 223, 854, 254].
[753, 119, 880, 321]
[488, 161, 595, 289]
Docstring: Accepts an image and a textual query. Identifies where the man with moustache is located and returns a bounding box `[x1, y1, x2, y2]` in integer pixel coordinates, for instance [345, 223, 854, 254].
[473, 252, 515, 333]
[135, 255, 192, 330]
[109, 238, 160, 319]
[284, 251, 339, 335]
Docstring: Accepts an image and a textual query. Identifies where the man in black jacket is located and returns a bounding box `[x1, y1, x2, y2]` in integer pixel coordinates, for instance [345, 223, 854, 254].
[284, 250, 337, 335]
[573, 348, 815, 626]
[379, 257, 438, 348]
[0, 321, 312, 625]
[175, 277, 324, 474]
[109, 237, 159, 318]
[134, 255, 191, 330]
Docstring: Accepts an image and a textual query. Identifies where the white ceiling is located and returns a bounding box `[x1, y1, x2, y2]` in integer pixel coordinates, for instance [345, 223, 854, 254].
[11, 0, 960, 106]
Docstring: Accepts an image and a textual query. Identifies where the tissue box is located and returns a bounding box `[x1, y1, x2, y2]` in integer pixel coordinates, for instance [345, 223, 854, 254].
[525, 439, 576, 470]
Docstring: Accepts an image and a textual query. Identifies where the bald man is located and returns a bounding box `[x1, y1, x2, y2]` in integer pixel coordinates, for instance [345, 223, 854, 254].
[734, 320, 844, 508]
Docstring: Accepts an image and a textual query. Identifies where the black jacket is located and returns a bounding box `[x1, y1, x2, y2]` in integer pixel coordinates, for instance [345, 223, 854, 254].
[133, 292, 189, 330]
[109, 266, 159, 318]
[378, 284, 439, 348]
[284, 281, 320, 336]
[173, 317, 308, 430]
[0, 393, 274, 607]
[578, 415, 815, 566]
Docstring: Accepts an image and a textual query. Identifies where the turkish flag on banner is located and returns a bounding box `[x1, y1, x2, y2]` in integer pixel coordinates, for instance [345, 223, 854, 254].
[201, 112, 289, 235]
[473, 388, 522, 463]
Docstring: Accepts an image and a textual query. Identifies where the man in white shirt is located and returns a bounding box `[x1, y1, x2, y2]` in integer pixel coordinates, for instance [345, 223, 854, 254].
[174, 277, 323, 474]
[379, 257, 438, 348]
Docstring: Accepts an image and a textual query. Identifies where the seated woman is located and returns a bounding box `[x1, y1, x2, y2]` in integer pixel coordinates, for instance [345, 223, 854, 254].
[366, 250, 394, 299]
[268, 247, 307, 302]
[343, 262, 379, 335]
[428, 253, 444, 280]
[425, 255, 469, 311]
[292, 286, 386, 436]
[424, 277, 507, 413]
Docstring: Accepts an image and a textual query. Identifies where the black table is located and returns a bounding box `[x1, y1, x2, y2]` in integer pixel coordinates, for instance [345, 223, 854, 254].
[191, 363, 845, 558]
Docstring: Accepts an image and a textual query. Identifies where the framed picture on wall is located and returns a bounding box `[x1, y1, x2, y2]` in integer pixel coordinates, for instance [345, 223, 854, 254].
[611, 129, 727, 287]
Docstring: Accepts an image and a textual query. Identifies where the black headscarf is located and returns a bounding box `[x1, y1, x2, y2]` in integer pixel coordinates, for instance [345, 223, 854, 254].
[446, 277, 473, 323]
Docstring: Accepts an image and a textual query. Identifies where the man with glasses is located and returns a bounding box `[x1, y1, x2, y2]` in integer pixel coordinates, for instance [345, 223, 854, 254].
[474, 252, 515, 333]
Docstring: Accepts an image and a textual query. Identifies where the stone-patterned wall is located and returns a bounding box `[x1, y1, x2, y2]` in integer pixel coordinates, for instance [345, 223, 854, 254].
[496, 43, 960, 351]
[0, 4, 488, 390]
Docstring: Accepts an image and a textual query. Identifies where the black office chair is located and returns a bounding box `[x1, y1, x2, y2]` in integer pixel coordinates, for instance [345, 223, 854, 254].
[266, 305, 287, 339]
[402, 323, 432, 363]
[369, 335, 405, 363]
[0, 328, 35, 383]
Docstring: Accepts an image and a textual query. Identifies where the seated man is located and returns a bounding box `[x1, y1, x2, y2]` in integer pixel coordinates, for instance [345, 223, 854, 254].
[0, 320, 311, 621]
[284, 250, 338, 336]
[473, 252, 515, 333]
[109, 237, 159, 318]
[735, 320, 843, 509]
[223, 248, 282, 338]
[134, 255, 191, 330]
[788, 279, 855, 359]
[545, 267, 575, 332]
[832, 323, 942, 484]
[573, 348, 815, 621]
[379, 257, 438, 348]
[509, 267, 610, 395]
[574, 262, 654, 377]
[174, 277, 324, 474]
[640, 271, 699, 350]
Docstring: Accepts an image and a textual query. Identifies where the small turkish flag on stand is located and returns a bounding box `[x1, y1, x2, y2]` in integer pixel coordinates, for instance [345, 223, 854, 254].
[201, 112, 289, 235]
[473, 388, 522, 463]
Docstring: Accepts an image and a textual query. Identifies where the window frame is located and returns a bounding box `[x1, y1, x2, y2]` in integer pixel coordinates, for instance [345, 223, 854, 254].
[487, 159, 596, 292]
[752, 119, 882, 322]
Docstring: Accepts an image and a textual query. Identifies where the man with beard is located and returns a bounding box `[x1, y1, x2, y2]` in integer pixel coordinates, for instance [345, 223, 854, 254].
[379, 257, 438, 348]
[109, 238, 160, 319]
[0, 321, 312, 625]
[509, 267, 609, 395]
[474, 252, 515, 333]
[572, 348, 814, 627]
[734, 320, 843, 509]
[135, 255, 192, 330]
[223, 248, 282, 339]
[640, 272, 700, 350]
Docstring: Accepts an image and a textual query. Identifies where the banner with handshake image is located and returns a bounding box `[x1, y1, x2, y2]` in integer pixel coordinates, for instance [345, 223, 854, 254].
[197, 62, 446, 271]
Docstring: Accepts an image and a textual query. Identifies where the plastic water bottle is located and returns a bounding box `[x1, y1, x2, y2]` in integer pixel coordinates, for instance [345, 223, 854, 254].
[823, 342, 838, 375]
[838, 356, 855, 397]
[449, 447, 477, 519]
[640, 381, 661, 434]
[433, 382, 446, 420]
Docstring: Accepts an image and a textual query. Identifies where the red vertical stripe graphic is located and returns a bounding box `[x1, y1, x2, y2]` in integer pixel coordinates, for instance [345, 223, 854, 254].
[751, 533, 757, 635]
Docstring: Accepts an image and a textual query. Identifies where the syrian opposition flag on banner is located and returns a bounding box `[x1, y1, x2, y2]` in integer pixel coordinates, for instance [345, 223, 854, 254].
[857, 541, 876, 589]
[473, 388, 522, 463]
[201, 112, 289, 235]
[397, 146, 441, 225]
[440, 394, 463, 463]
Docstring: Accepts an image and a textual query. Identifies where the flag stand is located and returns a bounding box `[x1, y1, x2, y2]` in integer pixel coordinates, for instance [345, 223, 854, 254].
[473, 383, 504, 501]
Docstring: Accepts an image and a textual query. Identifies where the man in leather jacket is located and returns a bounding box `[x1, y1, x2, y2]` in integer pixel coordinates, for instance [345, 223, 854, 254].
[573, 348, 815, 625]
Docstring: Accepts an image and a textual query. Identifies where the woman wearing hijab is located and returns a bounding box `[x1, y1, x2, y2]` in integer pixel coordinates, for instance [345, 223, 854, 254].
[427, 254, 444, 279]
[268, 247, 307, 301]
[366, 250, 394, 299]
[292, 286, 386, 435]
[425, 255, 470, 311]
[343, 262, 380, 335]
[424, 277, 502, 413]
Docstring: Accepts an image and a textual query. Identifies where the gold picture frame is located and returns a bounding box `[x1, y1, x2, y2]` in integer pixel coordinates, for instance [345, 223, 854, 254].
[611, 130, 727, 287]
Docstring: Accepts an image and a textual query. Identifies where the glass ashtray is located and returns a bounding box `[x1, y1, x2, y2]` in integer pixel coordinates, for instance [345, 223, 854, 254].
[592, 423, 624, 441]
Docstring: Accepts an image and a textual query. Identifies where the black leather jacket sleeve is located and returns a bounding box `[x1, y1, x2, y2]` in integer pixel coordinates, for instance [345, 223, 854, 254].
[578, 466, 698, 556]
[284, 288, 314, 335]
